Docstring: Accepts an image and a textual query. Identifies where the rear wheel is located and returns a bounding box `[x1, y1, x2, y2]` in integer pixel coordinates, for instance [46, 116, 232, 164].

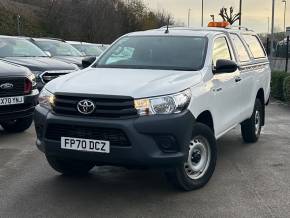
[241, 99, 263, 143]
[1, 116, 33, 133]
[46, 155, 95, 175]
[165, 123, 217, 191]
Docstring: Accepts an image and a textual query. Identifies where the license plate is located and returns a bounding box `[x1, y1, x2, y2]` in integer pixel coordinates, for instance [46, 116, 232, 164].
[0, 96, 24, 106]
[61, 137, 110, 153]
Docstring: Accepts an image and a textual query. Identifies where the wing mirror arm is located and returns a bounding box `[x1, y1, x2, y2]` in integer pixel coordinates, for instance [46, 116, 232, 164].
[82, 56, 97, 68]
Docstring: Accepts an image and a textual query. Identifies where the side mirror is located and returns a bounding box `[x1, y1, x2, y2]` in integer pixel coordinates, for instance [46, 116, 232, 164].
[214, 59, 238, 74]
[44, 51, 52, 57]
[82, 56, 96, 68]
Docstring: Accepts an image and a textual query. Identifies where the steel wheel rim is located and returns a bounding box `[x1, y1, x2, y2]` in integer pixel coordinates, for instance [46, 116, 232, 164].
[184, 135, 211, 180]
[255, 110, 261, 136]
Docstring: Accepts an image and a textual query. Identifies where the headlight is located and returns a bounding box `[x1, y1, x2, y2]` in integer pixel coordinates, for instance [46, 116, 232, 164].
[72, 64, 80, 70]
[38, 88, 55, 110]
[134, 89, 191, 116]
[27, 73, 37, 87]
[31, 71, 43, 77]
[31, 71, 43, 82]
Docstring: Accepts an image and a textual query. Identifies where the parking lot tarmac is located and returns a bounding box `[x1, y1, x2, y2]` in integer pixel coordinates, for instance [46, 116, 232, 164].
[0, 100, 290, 218]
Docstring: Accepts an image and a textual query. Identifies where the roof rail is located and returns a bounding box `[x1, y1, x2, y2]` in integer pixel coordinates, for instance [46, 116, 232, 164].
[159, 25, 186, 29]
[226, 26, 254, 32]
[35, 37, 66, 42]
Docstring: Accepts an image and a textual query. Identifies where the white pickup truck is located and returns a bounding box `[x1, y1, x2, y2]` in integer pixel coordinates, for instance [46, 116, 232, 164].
[34, 23, 271, 191]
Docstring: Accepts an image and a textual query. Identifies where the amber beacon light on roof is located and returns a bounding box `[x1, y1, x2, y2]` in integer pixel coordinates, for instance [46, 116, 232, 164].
[208, 21, 231, 28]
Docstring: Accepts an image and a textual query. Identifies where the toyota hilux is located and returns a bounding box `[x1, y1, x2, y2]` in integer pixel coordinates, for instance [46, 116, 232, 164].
[34, 23, 271, 191]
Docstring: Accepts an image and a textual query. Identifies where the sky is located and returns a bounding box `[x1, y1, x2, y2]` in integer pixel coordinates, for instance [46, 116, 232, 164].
[142, 0, 290, 33]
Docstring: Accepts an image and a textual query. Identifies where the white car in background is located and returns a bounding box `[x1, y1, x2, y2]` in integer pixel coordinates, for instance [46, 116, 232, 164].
[95, 44, 110, 51]
[67, 41, 104, 57]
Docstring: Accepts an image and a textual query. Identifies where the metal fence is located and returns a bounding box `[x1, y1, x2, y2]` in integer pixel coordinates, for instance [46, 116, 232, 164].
[269, 36, 289, 72]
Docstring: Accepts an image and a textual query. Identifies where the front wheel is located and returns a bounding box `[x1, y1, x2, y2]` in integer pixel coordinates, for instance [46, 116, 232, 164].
[165, 123, 217, 191]
[1, 116, 33, 133]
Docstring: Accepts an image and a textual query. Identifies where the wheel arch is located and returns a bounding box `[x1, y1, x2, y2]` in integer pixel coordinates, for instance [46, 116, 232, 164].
[196, 110, 215, 134]
[256, 88, 265, 126]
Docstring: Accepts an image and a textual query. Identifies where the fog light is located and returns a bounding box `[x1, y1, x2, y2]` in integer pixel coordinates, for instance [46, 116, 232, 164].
[154, 135, 178, 153]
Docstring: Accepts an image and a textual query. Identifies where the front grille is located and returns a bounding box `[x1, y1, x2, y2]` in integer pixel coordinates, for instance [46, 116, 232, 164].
[0, 103, 34, 114]
[40, 70, 73, 84]
[53, 94, 138, 119]
[45, 124, 131, 147]
[0, 77, 25, 97]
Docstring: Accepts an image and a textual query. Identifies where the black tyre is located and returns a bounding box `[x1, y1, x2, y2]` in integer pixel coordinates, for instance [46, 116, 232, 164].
[165, 123, 217, 191]
[46, 155, 95, 175]
[1, 116, 33, 133]
[241, 99, 263, 143]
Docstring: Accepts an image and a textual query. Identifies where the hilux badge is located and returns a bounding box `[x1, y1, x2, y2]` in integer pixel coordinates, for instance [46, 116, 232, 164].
[0, 83, 13, 90]
[77, 99, 95, 115]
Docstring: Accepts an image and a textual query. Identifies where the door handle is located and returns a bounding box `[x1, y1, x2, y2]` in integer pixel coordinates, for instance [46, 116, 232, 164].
[212, 87, 223, 92]
[235, 77, 242, 83]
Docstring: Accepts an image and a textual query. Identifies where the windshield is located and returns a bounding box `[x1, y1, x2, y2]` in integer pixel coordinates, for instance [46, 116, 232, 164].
[72, 44, 103, 56]
[34, 40, 83, 57]
[96, 36, 207, 71]
[0, 38, 47, 58]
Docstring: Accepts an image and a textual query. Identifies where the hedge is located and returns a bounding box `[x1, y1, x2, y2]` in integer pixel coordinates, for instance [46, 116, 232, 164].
[283, 76, 290, 102]
[271, 71, 290, 101]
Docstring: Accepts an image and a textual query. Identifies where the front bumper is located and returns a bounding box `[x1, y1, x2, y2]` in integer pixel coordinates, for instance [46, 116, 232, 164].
[0, 89, 38, 121]
[34, 106, 195, 168]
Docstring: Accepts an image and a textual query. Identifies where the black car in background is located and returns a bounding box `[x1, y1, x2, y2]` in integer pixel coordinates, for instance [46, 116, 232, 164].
[0, 36, 78, 90]
[0, 60, 38, 133]
[31, 38, 86, 68]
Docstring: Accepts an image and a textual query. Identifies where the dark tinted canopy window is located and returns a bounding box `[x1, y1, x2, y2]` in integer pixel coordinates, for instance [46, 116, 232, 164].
[96, 36, 207, 71]
[243, 35, 266, 59]
[0, 38, 46, 57]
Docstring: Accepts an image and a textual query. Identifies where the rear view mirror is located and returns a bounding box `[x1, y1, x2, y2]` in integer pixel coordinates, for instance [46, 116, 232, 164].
[82, 57, 96, 68]
[214, 59, 238, 74]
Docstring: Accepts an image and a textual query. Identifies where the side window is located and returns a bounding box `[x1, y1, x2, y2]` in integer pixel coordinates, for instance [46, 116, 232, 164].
[212, 37, 232, 66]
[230, 34, 250, 62]
[243, 35, 266, 59]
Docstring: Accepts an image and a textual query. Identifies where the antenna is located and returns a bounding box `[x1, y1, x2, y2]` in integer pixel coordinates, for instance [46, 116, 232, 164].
[165, 17, 170, 34]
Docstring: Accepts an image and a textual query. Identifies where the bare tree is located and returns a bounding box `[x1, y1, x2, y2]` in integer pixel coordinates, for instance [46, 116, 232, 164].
[1, 0, 174, 43]
[219, 7, 240, 25]
[44, 0, 175, 43]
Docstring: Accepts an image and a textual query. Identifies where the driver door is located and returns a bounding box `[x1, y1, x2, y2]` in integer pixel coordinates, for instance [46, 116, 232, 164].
[211, 36, 242, 136]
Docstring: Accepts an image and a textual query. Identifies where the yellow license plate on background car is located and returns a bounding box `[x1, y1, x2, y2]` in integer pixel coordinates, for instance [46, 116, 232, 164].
[0, 96, 24, 106]
[61, 137, 110, 153]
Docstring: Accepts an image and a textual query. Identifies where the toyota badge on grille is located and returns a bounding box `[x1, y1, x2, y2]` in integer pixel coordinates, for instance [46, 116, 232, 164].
[77, 99, 95, 115]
